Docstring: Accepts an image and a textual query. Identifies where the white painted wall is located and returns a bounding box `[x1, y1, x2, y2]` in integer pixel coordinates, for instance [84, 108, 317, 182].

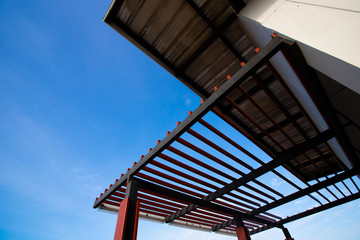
[292, 0, 360, 12]
[241, 0, 360, 94]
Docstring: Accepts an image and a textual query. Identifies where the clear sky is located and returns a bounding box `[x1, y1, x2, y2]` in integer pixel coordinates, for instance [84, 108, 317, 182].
[0, 1, 359, 240]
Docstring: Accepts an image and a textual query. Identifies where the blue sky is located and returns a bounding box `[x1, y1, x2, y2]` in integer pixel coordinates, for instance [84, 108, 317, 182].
[0, 1, 359, 240]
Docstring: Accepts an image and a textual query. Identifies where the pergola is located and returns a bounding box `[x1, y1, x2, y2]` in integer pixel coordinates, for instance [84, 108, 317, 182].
[93, 1, 360, 239]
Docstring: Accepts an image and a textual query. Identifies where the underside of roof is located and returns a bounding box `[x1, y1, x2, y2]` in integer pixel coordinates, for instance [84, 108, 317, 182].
[95, 0, 360, 237]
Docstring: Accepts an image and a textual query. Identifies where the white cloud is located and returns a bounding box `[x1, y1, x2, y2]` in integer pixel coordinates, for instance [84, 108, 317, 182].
[289, 214, 317, 228]
[271, 178, 283, 188]
[295, 198, 308, 205]
[334, 208, 346, 216]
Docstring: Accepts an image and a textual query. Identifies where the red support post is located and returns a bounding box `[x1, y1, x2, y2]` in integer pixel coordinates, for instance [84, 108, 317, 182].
[114, 180, 139, 240]
[234, 215, 251, 240]
[114, 198, 129, 240]
[132, 201, 140, 240]
[235, 226, 251, 240]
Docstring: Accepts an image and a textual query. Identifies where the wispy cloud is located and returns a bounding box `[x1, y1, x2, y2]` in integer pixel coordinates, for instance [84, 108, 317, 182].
[271, 178, 283, 188]
[182, 94, 195, 107]
[289, 213, 318, 228]
[73, 168, 102, 193]
[295, 198, 308, 205]
[185, 98, 192, 106]
[73, 167, 99, 180]
[333, 208, 346, 216]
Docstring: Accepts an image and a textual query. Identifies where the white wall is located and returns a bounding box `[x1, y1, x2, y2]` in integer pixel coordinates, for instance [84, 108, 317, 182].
[292, 0, 360, 12]
[240, 0, 360, 94]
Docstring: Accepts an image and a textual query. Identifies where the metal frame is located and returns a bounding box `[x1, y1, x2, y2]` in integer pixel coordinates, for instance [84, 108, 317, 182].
[134, 177, 281, 228]
[94, 35, 287, 209]
[94, 34, 360, 238]
[280, 191, 360, 224]
[165, 128, 334, 223]
[97, 1, 360, 239]
[212, 168, 358, 232]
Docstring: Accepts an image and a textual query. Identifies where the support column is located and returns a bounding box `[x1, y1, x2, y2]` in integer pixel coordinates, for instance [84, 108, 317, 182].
[234, 215, 251, 240]
[114, 179, 140, 240]
[282, 227, 294, 240]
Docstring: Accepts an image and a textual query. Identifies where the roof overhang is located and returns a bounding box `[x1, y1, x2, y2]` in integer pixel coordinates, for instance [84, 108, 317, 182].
[95, 0, 360, 237]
